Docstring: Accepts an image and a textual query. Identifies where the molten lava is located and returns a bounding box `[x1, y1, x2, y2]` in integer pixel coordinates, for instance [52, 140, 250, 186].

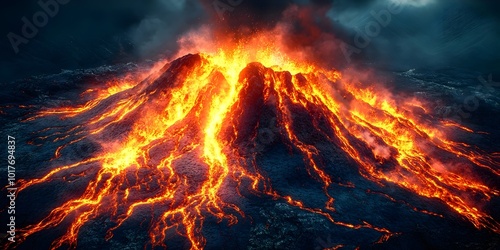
[9, 39, 500, 249]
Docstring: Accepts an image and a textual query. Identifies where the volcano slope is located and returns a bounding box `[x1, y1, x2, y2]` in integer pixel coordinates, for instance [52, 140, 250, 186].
[1, 54, 500, 249]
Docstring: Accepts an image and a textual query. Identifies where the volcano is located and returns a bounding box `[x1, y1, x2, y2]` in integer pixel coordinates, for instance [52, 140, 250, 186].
[3, 50, 500, 249]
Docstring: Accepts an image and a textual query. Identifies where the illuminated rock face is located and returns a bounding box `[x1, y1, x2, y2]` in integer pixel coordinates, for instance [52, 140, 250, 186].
[6, 53, 499, 250]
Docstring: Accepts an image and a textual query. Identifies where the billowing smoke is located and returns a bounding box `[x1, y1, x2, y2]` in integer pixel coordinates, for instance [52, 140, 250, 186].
[127, 0, 206, 59]
[159, 0, 500, 72]
[1, 0, 499, 82]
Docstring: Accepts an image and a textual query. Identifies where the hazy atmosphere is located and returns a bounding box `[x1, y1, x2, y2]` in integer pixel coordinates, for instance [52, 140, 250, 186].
[1, 0, 499, 82]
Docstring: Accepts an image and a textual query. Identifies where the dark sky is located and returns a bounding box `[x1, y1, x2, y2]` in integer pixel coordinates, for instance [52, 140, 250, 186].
[0, 0, 499, 82]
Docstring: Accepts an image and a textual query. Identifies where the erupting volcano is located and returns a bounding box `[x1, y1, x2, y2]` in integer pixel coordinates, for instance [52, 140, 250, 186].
[5, 35, 500, 249]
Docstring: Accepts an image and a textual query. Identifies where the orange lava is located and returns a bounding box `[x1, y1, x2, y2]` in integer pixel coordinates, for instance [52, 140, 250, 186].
[11, 33, 500, 249]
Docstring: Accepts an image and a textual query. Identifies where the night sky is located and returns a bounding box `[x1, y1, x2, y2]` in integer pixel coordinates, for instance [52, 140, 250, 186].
[1, 0, 499, 83]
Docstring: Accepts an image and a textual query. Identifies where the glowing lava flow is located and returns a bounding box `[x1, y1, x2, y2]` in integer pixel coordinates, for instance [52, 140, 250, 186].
[9, 40, 500, 249]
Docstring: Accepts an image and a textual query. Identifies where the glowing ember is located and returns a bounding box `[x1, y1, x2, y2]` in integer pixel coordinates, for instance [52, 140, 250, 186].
[10, 35, 500, 249]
